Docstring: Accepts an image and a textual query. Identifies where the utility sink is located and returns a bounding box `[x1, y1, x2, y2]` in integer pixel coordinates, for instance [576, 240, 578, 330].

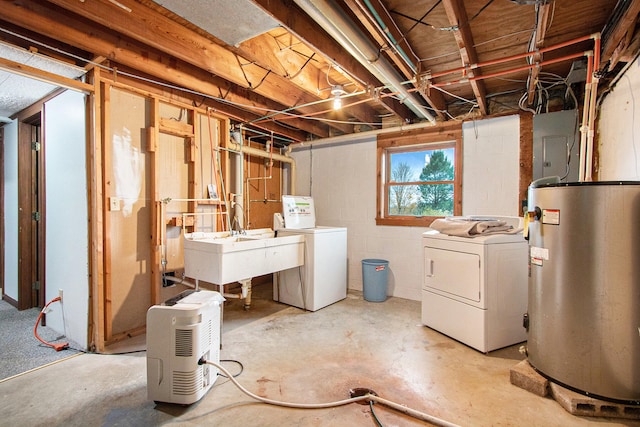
[183, 228, 304, 285]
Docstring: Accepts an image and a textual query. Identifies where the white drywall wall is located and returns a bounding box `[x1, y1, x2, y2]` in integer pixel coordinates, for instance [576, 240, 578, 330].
[3, 120, 18, 300]
[43, 90, 89, 348]
[598, 57, 640, 180]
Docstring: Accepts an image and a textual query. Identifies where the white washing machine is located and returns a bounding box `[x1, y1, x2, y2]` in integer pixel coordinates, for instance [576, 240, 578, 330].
[273, 196, 347, 311]
[422, 216, 528, 353]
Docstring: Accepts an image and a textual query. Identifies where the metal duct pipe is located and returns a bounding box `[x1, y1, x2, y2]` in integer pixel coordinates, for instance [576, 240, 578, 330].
[293, 0, 436, 124]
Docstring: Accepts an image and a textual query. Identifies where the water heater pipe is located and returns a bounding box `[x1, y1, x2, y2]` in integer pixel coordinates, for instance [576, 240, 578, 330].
[578, 52, 593, 182]
[584, 34, 601, 182]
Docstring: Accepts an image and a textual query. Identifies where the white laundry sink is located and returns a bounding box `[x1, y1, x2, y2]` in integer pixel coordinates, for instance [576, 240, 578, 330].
[183, 228, 304, 285]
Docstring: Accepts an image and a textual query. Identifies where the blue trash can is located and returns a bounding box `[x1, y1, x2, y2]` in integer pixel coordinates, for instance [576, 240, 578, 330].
[361, 259, 389, 302]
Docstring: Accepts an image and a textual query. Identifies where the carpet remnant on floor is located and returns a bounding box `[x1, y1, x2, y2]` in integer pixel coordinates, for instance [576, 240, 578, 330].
[0, 300, 83, 381]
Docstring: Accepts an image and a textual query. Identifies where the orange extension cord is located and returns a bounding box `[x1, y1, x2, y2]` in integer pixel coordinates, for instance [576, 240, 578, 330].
[33, 296, 69, 352]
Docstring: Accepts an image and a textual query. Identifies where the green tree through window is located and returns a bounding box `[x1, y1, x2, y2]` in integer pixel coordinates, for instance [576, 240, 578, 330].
[377, 124, 461, 226]
[387, 148, 455, 217]
[418, 150, 454, 215]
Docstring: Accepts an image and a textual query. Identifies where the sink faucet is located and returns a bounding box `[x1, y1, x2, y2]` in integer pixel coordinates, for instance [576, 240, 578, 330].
[230, 216, 246, 236]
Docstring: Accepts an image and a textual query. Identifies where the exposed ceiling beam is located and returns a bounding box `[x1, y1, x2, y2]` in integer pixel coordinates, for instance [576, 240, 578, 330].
[0, 56, 92, 93]
[237, 33, 381, 126]
[43, 0, 357, 135]
[0, 0, 331, 140]
[251, 0, 417, 123]
[526, 2, 551, 105]
[341, 0, 447, 120]
[342, 0, 416, 78]
[292, 0, 436, 122]
[442, 0, 488, 116]
[601, 0, 640, 71]
[0, 25, 325, 140]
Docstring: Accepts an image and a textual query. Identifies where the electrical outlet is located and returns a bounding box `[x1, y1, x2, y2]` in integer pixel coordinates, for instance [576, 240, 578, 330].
[110, 197, 120, 211]
[58, 289, 63, 301]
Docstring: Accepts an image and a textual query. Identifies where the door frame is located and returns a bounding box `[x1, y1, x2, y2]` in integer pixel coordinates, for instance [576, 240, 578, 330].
[16, 105, 45, 310]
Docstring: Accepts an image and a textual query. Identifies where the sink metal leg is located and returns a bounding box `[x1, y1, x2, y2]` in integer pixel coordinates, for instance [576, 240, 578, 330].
[218, 284, 224, 349]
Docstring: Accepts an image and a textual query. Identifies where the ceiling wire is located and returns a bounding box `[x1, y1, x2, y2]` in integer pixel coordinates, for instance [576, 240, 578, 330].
[418, 28, 535, 63]
[369, 0, 421, 66]
[391, 0, 495, 34]
[400, 0, 442, 34]
[468, 0, 496, 24]
[0, 24, 385, 131]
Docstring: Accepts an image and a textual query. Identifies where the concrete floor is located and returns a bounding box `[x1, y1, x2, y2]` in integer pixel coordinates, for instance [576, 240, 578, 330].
[0, 284, 638, 427]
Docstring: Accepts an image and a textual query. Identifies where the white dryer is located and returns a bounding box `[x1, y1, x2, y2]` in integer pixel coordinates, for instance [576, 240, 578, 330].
[422, 216, 528, 353]
[273, 196, 347, 311]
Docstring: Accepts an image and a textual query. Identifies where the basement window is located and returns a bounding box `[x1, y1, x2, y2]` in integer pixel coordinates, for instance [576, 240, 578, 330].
[376, 124, 462, 227]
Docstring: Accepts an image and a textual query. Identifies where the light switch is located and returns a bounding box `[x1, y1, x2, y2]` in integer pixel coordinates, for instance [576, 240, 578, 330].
[110, 197, 120, 211]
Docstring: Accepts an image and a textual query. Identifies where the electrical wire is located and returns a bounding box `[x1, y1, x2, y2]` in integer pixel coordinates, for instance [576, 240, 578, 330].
[217, 359, 244, 379]
[369, 400, 384, 427]
[0, 26, 381, 135]
[33, 297, 69, 352]
[560, 109, 579, 181]
[200, 359, 460, 426]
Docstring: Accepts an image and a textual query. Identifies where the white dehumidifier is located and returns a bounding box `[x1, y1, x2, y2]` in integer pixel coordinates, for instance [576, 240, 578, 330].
[146, 290, 224, 404]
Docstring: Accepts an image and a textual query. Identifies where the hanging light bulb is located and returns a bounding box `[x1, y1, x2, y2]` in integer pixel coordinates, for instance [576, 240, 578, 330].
[333, 95, 342, 110]
[331, 85, 346, 110]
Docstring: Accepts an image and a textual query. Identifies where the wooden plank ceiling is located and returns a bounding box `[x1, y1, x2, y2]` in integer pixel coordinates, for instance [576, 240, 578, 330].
[0, 0, 638, 144]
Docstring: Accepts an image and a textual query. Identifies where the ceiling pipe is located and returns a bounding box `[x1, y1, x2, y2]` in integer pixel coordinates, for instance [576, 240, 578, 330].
[429, 33, 599, 81]
[433, 51, 589, 87]
[289, 120, 439, 150]
[293, 0, 436, 124]
[360, 0, 418, 73]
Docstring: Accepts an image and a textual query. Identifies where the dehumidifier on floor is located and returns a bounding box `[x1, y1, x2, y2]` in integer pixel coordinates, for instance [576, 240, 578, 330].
[146, 290, 224, 404]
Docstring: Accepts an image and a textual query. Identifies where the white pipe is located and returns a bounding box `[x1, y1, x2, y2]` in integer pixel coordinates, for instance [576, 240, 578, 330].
[231, 128, 244, 229]
[578, 53, 593, 182]
[290, 120, 438, 150]
[293, 0, 436, 123]
[585, 78, 599, 181]
[228, 141, 294, 164]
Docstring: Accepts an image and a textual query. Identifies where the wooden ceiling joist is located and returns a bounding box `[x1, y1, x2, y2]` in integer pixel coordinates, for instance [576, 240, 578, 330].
[601, 0, 640, 70]
[342, 0, 447, 120]
[0, 56, 93, 93]
[442, 0, 488, 116]
[526, 2, 551, 105]
[45, 0, 375, 135]
[251, 0, 417, 123]
[0, 0, 334, 140]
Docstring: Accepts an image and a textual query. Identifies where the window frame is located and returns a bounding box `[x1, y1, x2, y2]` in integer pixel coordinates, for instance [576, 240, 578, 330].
[376, 123, 463, 227]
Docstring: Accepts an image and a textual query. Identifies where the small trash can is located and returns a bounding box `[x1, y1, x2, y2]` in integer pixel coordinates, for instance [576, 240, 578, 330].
[361, 259, 389, 302]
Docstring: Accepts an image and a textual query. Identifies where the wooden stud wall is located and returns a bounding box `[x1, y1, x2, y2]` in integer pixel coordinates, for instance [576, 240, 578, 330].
[94, 73, 235, 350]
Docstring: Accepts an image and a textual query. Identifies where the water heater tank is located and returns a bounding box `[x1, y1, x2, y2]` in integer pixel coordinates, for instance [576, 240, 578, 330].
[527, 181, 640, 404]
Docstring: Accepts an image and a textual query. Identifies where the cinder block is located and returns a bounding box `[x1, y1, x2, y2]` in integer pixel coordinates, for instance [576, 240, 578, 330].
[509, 359, 549, 397]
[550, 383, 640, 420]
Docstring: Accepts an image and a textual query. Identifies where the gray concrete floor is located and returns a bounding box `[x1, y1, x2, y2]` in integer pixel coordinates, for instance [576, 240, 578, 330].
[0, 283, 637, 427]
